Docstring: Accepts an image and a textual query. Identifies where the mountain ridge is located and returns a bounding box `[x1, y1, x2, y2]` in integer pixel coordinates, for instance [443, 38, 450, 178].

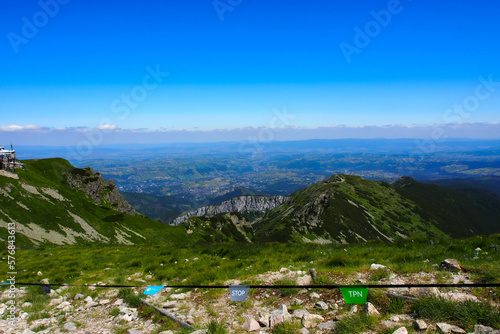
[0, 158, 194, 247]
[173, 194, 288, 225]
[250, 174, 500, 243]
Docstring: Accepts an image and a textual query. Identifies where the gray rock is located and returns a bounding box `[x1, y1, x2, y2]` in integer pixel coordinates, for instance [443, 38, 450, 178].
[65, 168, 135, 215]
[309, 292, 320, 299]
[170, 293, 188, 300]
[158, 331, 174, 334]
[439, 259, 462, 272]
[299, 328, 310, 334]
[269, 304, 291, 327]
[392, 327, 408, 334]
[57, 301, 72, 312]
[317, 320, 336, 330]
[126, 330, 143, 334]
[163, 301, 176, 309]
[436, 322, 466, 333]
[74, 293, 85, 300]
[390, 314, 414, 322]
[370, 263, 387, 270]
[380, 320, 400, 329]
[315, 301, 329, 310]
[301, 314, 324, 329]
[363, 302, 379, 315]
[63, 322, 77, 331]
[48, 297, 63, 306]
[173, 195, 288, 225]
[191, 330, 208, 334]
[21, 302, 33, 308]
[83, 296, 93, 303]
[257, 313, 269, 327]
[409, 287, 441, 298]
[474, 325, 495, 333]
[85, 301, 99, 308]
[292, 309, 310, 319]
[243, 317, 261, 332]
[413, 319, 428, 331]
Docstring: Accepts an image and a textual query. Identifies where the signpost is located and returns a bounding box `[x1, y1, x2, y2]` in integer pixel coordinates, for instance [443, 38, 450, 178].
[340, 286, 368, 304]
[143, 286, 164, 295]
[229, 285, 250, 301]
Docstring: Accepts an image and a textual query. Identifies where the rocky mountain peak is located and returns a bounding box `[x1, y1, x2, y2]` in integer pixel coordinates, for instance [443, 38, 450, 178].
[65, 167, 135, 215]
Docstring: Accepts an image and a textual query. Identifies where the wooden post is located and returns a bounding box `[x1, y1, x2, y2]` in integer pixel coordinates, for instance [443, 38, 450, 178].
[140, 299, 195, 329]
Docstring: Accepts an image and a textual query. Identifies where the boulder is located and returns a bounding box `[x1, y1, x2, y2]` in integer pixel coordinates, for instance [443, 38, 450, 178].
[363, 302, 380, 315]
[126, 330, 143, 334]
[292, 309, 310, 319]
[413, 319, 427, 331]
[370, 263, 387, 270]
[48, 297, 63, 306]
[474, 325, 497, 333]
[163, 301, 176, 309]
[269, 304, 290, 327]
[73, 293, 85, 300]
[170, 293, 188, 300]
[436, 322, 466, 333]
[257, 313, 270, 327]
[380, 320, 400, 329]
[57, 301, 72, 309]
[392, 327, 408, 334]
[317, 321, 336, 330]
[63, 322, 77, 331]
[301, 314, 324, 328]
[243, 317, 261, 332]
[315, 301, 329, 310]
[439, 259, 462, 272]
[310, 292, 320, 299]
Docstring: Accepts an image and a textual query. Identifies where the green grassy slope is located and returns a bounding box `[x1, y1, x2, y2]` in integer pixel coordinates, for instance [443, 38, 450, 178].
[253, 174, 500, 243]
[0, 158, 197, 248]
[394, 176, 500, 237]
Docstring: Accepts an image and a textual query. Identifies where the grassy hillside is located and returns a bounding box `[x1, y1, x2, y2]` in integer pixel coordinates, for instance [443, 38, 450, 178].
[0, 158, 197, 248]
[394, 176, 500, 237]
[253, 174, 500, 243]
[4, 234, 500, 287]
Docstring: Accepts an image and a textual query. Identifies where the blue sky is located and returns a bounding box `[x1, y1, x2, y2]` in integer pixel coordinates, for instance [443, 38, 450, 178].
[1, 0, 500, 144]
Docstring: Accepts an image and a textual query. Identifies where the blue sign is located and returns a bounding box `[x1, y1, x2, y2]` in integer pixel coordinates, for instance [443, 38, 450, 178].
[229, 285, 250, 301]
[143, 286, 164, 295]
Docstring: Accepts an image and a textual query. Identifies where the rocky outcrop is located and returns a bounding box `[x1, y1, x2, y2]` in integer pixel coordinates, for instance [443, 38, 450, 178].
[65, 167, 135, 215]
[173, 195, 288, 225]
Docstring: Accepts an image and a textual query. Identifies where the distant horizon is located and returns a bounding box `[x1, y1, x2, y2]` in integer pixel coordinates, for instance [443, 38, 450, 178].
[2, 1, 499, 143]
[2, 122, 500, 148]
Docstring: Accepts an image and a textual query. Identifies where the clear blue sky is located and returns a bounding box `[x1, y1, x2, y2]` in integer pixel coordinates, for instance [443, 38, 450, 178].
[1, 0, 499, 144]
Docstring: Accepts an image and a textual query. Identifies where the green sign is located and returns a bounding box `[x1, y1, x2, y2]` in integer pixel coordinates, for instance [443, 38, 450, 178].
[340, 286, 368, 304]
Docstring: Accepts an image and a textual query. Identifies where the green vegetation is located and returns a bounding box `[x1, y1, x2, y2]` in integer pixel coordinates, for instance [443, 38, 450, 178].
[2, 234, 499, 288]
[270, 320, 303, 333]
[253, 174, 500, 243]
[335, 312, 379, 334]
[0, 158, 198, 247]
[412, 296, 500, 331]
[206, 320, 229, 334]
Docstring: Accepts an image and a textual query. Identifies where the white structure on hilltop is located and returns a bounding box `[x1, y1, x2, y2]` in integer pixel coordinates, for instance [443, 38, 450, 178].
[0, 145, 24, 172]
